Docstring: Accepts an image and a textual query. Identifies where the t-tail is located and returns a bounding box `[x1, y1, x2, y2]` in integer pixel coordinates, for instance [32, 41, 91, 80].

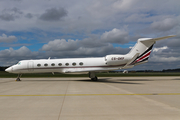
[127, 35, 175, 66]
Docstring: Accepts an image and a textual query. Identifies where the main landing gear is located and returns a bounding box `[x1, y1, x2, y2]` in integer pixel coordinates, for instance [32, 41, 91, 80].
[89, 72, 98, 81]
[16, 74, 22, 81]
[91, 76, 98, 81]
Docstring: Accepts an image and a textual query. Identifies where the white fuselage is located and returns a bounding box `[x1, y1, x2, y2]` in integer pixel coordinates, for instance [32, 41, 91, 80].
[6, 56, 130, 74]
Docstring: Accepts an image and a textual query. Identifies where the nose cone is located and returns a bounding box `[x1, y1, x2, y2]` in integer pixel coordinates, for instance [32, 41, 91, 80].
[5, 67, 13, 73]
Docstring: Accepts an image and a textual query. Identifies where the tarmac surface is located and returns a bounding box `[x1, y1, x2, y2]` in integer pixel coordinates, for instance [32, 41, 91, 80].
[0, 77, 180, 120]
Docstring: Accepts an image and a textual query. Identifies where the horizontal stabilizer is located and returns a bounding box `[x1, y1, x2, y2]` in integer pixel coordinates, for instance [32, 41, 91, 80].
[152, 35, 176, 41]
[139, 35, 176, 43]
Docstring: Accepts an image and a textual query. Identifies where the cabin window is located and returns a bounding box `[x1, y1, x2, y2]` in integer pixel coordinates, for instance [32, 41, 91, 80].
[58, 63, 62, 66]
[79, 62, 83, 66]
[72, 62, 76, 66]
[51, 63, 55, 66]
[65, 63, 69, 66]
[37, 64, 41, 67]
[44, 63, 48, 66]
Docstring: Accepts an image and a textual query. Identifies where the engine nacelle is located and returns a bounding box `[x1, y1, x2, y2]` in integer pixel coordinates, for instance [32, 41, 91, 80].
[105, 54, 130, 65]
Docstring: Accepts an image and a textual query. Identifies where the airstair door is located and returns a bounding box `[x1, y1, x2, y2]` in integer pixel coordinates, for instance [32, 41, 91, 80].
[28, 61, 34, 72]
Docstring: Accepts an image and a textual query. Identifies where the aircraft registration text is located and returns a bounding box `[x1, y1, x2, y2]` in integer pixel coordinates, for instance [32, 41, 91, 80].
[111, 57, 124, 60]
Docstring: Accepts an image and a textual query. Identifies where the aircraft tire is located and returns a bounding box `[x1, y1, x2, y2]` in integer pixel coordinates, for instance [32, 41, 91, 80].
[16, 78, 21, 81]
[91, 76, 98, 81]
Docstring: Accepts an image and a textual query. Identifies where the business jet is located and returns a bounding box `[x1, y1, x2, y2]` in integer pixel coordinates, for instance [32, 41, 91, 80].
[5, 35, 175, 81]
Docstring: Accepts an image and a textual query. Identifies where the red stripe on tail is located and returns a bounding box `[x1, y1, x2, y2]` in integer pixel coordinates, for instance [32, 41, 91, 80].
[135, 51, 151, 63]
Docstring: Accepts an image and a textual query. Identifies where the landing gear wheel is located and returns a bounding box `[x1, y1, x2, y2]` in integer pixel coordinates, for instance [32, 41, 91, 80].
[89, 72, 98, 81]
[16, 78, 21, 81]
[91, 76, 98, 81]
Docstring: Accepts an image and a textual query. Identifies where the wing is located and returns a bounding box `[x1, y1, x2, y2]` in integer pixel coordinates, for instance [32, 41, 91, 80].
[63, 67, 121, 74]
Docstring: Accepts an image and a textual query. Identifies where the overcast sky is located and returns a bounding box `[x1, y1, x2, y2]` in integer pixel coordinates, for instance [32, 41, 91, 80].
[0, 0, 180, 70]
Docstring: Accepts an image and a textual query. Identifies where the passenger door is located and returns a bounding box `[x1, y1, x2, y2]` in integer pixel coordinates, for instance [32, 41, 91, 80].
[28, 61, 34, 72]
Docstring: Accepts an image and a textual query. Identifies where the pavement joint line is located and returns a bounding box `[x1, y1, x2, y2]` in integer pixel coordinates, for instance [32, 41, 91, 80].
[0, 93, 180, 97]
[58, 79, 70, 120]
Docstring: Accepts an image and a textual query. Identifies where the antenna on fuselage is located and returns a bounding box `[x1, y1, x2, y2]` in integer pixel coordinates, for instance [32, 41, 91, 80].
[48, 57, 51, 60]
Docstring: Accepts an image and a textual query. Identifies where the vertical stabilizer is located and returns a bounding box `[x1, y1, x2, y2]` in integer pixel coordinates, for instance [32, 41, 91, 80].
[127, 35, 175, 65]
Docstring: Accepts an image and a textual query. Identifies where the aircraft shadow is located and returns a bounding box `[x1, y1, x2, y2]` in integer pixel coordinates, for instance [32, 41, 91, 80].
[77, 79, 142, 84]
[21, 78, 147, 84]
[172, 78, 180, 80]
[119, 79, 153, 81]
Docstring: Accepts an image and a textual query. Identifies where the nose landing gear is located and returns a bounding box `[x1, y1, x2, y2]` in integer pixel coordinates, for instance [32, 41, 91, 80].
[16, 74, 22, 81]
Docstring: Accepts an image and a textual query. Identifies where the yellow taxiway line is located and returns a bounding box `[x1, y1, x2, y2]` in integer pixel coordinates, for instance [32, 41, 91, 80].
[0, 93, 180, 97]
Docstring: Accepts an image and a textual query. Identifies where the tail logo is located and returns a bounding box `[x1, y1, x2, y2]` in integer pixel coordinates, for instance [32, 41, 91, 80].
[130, 44, 154, 65]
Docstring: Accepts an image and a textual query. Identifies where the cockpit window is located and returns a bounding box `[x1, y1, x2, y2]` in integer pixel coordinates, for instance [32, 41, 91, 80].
[17, 62, 21, 65]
